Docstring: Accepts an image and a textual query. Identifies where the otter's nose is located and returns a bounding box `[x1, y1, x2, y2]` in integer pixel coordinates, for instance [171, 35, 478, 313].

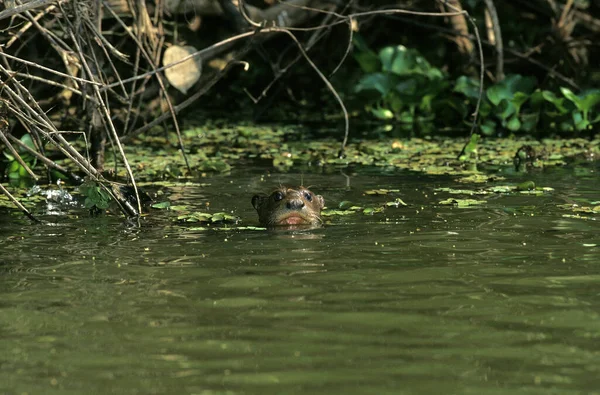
[286, 199, 305, 210]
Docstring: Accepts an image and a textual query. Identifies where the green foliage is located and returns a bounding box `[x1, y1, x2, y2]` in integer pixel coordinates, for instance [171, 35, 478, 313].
[353, 38, 449, 125]
[560, 88, 600, 131]
[2, 134, 37, 180]
[79, 180, 112, 211]
[177, 211, 239, 224]
[197, 158, 231, 173]
[458, 133, 480, 161]
[456, 76, 600, 135]
[151, 201, 171, 209]
[352, 38, 600, 136]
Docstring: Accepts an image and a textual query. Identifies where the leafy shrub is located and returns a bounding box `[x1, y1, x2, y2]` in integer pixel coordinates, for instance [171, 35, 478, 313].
[2, 134, 37, 181]
[456, 75, 600, 135]
[352, 38, 600, 136]
[353, 37, 449, 126]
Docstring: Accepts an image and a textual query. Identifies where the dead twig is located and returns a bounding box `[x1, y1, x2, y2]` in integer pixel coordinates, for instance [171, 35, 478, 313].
[483, 0, 504, 81]
[0, 0, 59, 21]
[7, 134, 83, 183]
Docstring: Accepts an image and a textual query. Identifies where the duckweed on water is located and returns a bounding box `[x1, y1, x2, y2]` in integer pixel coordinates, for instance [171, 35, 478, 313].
[322, 195, 407, 218]
[435, 184, 554, 196]
[150, 202, 240, 225]
[10, 123, 596, 225]
[0, 187, 47, 208]
[75, 123, 599, 182]
[176, 211, 240, 224]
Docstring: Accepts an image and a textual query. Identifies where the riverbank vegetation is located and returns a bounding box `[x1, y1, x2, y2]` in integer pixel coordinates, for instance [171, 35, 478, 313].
[0, 0, 598, 220]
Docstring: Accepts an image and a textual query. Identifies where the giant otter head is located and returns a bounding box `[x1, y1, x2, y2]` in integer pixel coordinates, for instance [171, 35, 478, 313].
[252, 186, 325, 227]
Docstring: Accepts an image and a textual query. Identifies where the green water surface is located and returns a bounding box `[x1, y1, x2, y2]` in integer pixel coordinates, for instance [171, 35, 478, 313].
[1, 164, 599, 395]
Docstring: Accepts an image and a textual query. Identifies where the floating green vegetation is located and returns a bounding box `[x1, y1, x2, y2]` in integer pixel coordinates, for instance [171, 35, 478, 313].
[435, 183, 554, 197]
[77, 113, 593, 183]
[438, 198, 486, 207]
[386, 198, 408, 207]
[557, 204, 600, 215]
[561, 214, 597, 221]
[187, 225, 267, 231]
[150, 200, 240, 224]
[177, 211, 240, 224]
[364, 188, 400, 195]
[455, 174, 506, 183]
[151, 201, 171, 209]
[30, 118, 598, 188]
[0, 186, 46, 208]
[321, 194, 408, 219]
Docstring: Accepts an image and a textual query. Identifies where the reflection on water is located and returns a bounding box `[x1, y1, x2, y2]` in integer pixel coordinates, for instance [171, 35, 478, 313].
[1, 165, 599, 394]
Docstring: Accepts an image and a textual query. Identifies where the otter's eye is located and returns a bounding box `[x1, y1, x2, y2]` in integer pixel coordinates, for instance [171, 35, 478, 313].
[303, 191, 313, 202]
[273, 191, 284, 201]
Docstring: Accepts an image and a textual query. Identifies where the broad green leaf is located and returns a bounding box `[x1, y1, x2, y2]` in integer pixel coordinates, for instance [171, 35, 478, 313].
[454, 76, 481, 99]
[354, 52, 381, 74]
[487, 75, 536, 106]
[520, 112, 539, 132]
[354, 73, 393, 96]
[458, 133, 480, 161]
[151, 201, 171, 209]
[379, 46, 442, 79]
[578, 90, 600, 112]
[572, 111, 588, 131]
[516, 181, 535, 191]
[535, 90, 570, 115]
[370, 107, 394, 120]
[379, 45, 415, 75]
[351, 35, 380, 73]
[480, 119, 496, 136]
[20, 133, 36, 150]
[507, 115, 521, 131]
[512, 92, 530, 114]
[560, 87, 581, 108]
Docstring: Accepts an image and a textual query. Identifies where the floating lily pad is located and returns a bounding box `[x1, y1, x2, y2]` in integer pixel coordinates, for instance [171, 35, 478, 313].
[439, 198, 486, 207]
[178, 211, 239, 224]
[385, 198, 408, 207]
[338, 201, 355, 209]
[364, 189, 400, 195]
[456, 174, 506, 183]
[169, 205, 190, 211]
[151, 201, 171, 209]
[435, 187, 490, 195]
[516, 181, 536, 191]
[557, 204, 600, 214]
[197, 159, 231, 173]
[435, 184, 553, 197]
[562, 214, 596, 221]
[363, 207, 385, 215]
[487, 186, 513, 193]
[322, 209, 361, 216]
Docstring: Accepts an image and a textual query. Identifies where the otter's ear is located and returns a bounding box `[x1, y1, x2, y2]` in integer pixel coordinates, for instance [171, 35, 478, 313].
[316, 195, 325, 209]
[252, 195, 265, 210]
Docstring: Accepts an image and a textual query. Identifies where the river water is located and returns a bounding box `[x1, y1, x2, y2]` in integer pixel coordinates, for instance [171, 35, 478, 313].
[1, 164, 599, 394]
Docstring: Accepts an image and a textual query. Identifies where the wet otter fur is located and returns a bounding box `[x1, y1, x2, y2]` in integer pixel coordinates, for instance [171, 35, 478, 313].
[252, 186, 324, 227]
